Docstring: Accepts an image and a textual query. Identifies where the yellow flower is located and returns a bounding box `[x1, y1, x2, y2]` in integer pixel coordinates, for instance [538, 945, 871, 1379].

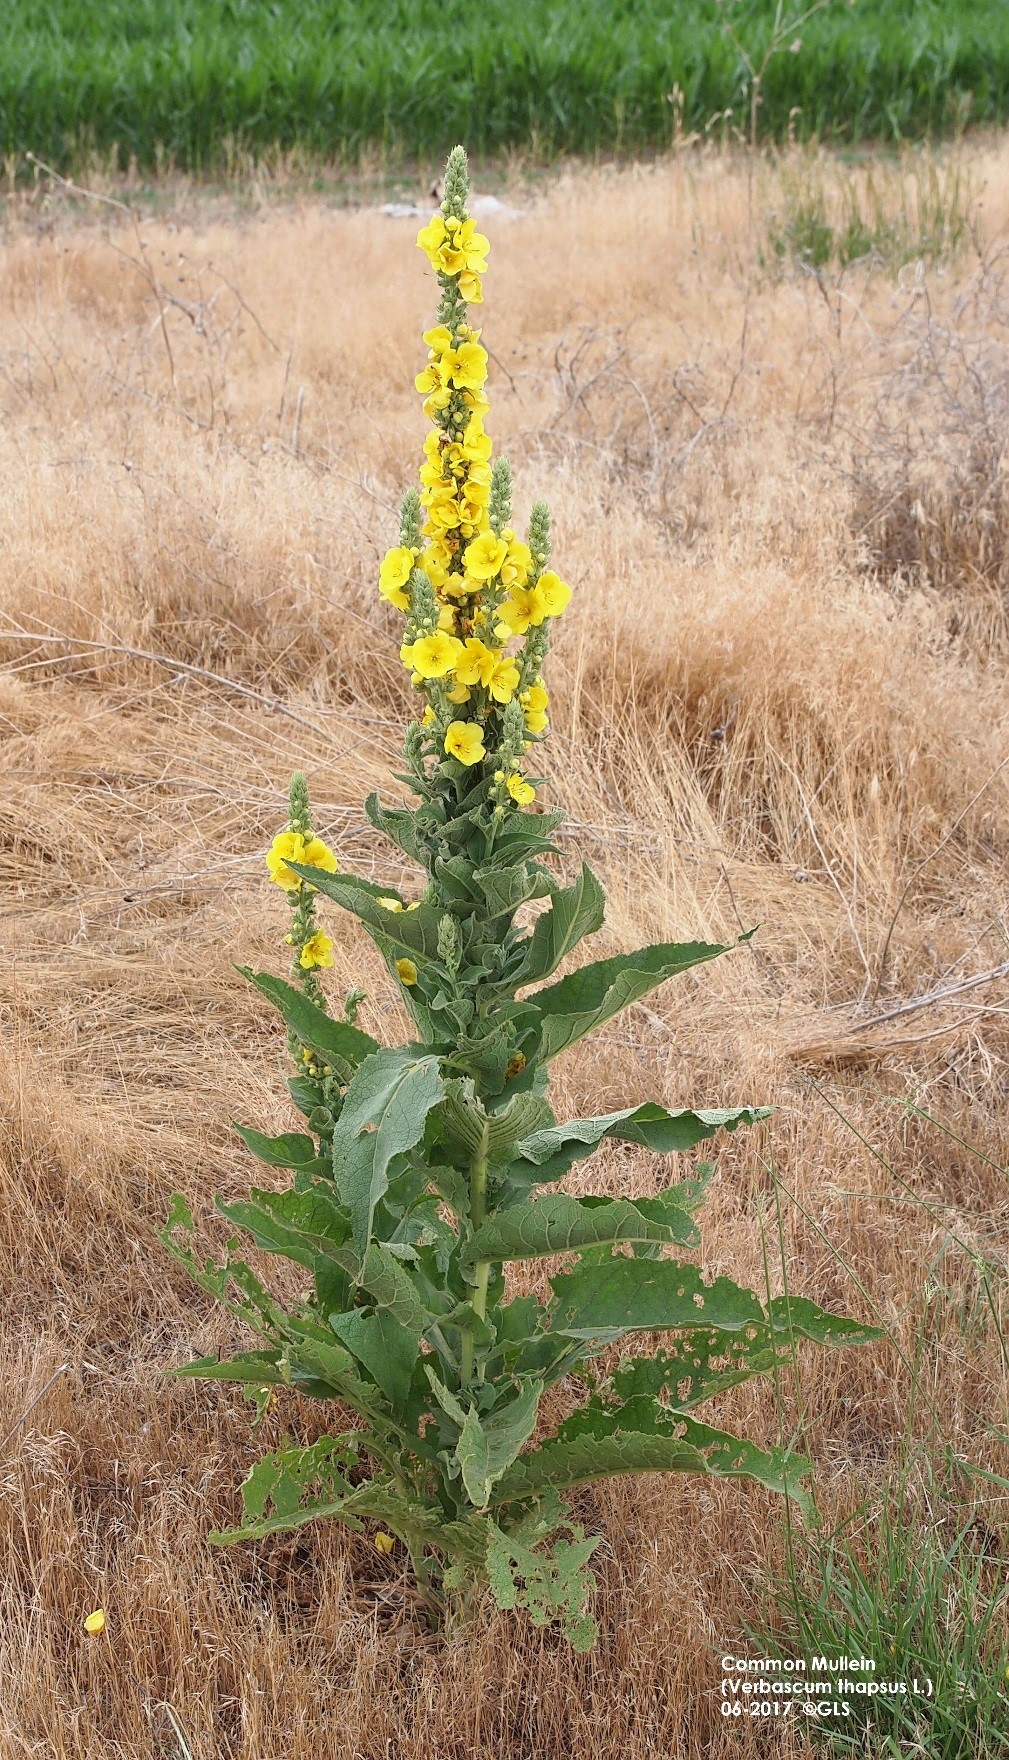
[521, 682, 550, 733]
[378, 545, 416, 611]
[302, 836, 339, 876]
[459, 269, 483, 304]
[500, 537, 533, 590]
[416, 215, 489, 285]
[266, 830, 338, 891]
[422, 324, 453, 355]
[416, 214, 448, 265]
[444, 721, 486, 766]
[506, 772, 536, 806]
[374, 1531, 396, 1555]
[463, 532, 508, 582]
[461, 419, 492, 463]
[423, 498, 461, 536]
[498, 590, 535, 637]
[266, 830, 306, 891]
[84, 1609, 106, 1635]
[419, 545, 451, 590]
[487, 656, 520, 704]
[395, 958, 418, 986]
[402, 632, 463, 678]
[378, 896, 404, 911]
[454, 637, 497, 689]
[533, 570, 572, 618]
[414, 358, 450, 399]
[443, 217, 490, 277]
[500, 574, 571, 635]
[299, 931, 334, 971]
[446, 681, 472, 703]
[445, 341, 488, 391]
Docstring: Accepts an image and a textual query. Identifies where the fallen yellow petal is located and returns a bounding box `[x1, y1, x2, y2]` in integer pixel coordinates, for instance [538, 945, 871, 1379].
[84, 1608, 106, 1635]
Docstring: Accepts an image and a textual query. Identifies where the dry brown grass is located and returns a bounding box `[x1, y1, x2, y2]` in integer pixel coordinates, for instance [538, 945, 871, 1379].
[3, 139, 1009, 1757]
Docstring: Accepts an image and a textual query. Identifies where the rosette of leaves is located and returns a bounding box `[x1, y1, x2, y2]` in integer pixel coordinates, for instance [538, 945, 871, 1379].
[162, 153, 881, 1653]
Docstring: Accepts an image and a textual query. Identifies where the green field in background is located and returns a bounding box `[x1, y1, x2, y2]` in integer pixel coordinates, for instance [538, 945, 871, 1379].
[4, 0, 1009, 173]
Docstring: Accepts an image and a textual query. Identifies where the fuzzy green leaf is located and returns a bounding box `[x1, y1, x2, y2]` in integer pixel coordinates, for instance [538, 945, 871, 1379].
[364, 791, 427, 865]
[475, 862, 552, 918]
[438, 1082, 554, 1170]
[283, 864, 445, 958]
[517, 863, 606, 986]
[172, 1349, 290, 1385]
[605, 1295, 883, 1411]
[456, 1378, 544, 1506]
[358, 1241, 434, 1338]
[232, 1124, 329, 1175]
[240, 969, 379, 1067]
[514, 1101, 769, 1185]
[462, 1190, 698, 1265]
[486, 1520, 600, 1650]
[550, 1257, 765, 1339]
[330, 1048, 444, 1254]
[495, 1399, 812, 1515]
[525, 940, 730, 1062]
[329, 1307, 420, 1405]
[766, 1294, 884, 1348]
[217, 1187, 357, 1275]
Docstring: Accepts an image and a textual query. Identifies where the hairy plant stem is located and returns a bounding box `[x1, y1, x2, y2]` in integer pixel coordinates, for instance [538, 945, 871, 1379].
[461, 1122, 491, 1386]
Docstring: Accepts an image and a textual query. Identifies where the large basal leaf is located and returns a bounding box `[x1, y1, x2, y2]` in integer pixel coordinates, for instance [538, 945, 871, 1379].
[455, 1378, 544, 1507]
[494, 1397, 812, 1515]
[513, 1101, 770, 1185]
[240, 969, 378, 1068]
[233, 1124, 330, 1177]
[524, 940, 731, 1063]
[516, 863, 606, 987]
[486, 1520, 600, 1652]
[330, 1047, 444, 1254]
[550, 1256, 765, 1339]
[462, 1190, 698, 1265]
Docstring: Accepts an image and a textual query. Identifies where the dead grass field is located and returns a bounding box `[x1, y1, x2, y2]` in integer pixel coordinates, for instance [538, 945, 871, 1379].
[3, 140, 1009, 1757]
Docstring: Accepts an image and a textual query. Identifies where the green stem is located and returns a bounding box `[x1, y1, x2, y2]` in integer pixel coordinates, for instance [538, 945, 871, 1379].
[460, 1124, 490, 1386]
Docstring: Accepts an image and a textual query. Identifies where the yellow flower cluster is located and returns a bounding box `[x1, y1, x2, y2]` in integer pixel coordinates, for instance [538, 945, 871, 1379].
[416, 215, 489, 302]
[372, 186, 572, 791]
[265, 831, 339, 892]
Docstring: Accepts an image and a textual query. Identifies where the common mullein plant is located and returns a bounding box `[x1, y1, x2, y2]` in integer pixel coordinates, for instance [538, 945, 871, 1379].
[162, 147, 879, 1649]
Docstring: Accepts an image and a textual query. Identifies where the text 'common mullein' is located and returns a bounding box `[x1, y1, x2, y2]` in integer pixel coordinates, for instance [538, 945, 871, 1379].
[162, 147, 879, 1649]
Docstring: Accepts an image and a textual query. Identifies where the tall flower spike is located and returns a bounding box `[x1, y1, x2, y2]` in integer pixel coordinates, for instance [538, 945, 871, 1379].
[389, 144, 571, 789]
